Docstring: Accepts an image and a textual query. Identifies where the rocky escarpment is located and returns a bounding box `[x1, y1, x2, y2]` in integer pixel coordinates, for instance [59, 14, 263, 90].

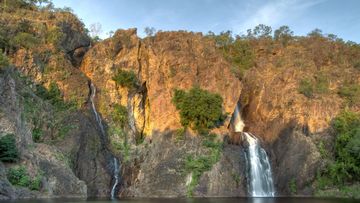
[1, 2, 359, 199]
[0, 69, 87, 199]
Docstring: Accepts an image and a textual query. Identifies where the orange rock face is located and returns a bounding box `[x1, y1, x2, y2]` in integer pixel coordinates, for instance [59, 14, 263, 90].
[80, 29, 242, 137]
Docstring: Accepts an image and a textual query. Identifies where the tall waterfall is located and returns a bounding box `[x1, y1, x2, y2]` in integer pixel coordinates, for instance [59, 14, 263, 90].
[232, 103, 275, 197]
[244, 132, 275, 197]
[90, 82, 120, 199]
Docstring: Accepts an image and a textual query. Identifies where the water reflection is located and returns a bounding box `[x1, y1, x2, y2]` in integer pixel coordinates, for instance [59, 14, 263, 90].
[0, 198, 358, 203]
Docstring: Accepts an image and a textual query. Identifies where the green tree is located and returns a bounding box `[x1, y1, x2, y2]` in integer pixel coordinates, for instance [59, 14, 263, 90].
[0, 134, 19, 162]
[274, 25, 294, 46]
[252, 24, 272, 39]
[112, 69, 138, 90]
[172, 87, 224, 133]
[144, 27, 156, 37]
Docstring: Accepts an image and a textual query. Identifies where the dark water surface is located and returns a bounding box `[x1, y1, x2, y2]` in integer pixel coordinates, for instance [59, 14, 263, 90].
[1, 198, 359, 203]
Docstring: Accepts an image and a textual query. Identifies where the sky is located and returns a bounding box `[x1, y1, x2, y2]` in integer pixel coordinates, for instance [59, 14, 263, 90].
[52, 0, 360, 42]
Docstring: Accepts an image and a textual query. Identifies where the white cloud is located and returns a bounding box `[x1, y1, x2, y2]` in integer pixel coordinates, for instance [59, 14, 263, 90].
[232, 0, 327, 33]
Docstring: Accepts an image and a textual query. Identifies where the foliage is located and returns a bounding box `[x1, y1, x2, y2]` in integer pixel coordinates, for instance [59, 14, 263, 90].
[112, 69, 138, 90]
[316, 111, 360, 190]
[247, 24, 272, 39]
[274, 25, 294, 46]
[11, 32, 39, 49]
[315, 184, 360, 199]
[185, 133, 223, 196]
[0, 52, 9, 68]
[0, 134, 19, 162]
[289, 178, 297, 194]
[32, 127, 43, 142]
[172, 87, 224, 133]
[112, 104, 128, 128]
[144, 27, 156, 37]
[7, 166, 31, 187]
[206, 32, 255, 79]
[35, 82, 74, 111]
[232, 173, 241, 185]
[298, 74, 329, 98]
[46, 26, 64, 47]
[338, 84, 360, 106]
[7, 166, 42, 191]
[298, 78, 314, 98]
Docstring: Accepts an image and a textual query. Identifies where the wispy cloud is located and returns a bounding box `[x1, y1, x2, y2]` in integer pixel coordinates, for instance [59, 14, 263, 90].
[232, 0, 327, 33]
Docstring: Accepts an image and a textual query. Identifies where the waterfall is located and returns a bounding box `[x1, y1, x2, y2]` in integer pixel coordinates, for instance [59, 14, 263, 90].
[232, 102, 245, 132]
[110, 158, 120, 199]
[244, 132, 275, 197]
[90, 83, 105, 136]
[89, 82, 121, 199]
[231, 103, 275, 197]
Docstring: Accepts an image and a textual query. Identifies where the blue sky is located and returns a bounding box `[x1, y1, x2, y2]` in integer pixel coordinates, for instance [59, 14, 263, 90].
[52, 0, 360, 42]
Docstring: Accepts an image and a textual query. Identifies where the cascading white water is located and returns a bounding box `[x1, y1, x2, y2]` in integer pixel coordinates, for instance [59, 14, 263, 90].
[90, 82, 120, 199]
[232, 103, 245, 132]
[232, 104, 275, 197]
[90, 83, 105, 136]
[244, 132, 275, 197]
[110, 158, 120, 199]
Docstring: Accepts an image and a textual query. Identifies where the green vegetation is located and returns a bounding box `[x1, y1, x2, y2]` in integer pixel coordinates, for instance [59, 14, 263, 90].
[32, 128, 43, 143]
[338, 84, 360, 106]
[11, 32, 39, 49]
[112, 69, 139, 89]
[289, 178, 297, 194]
[7, 166, 42, 191]
[315, 184, 360, 199]
[315, 110, 360, 196]
[0, 52, 9, 68]
[0, 134, 19, 162]
[35, 82, 76, 111]
[111, 104, 128, 128]
[46, 26, 64, 47]
[298, 78, 314, 98]
[185, 133, 223, 196]
[206, 31, 255, 79]
[232, 173, 241, 186]
[298, 74, 329, 98]
[274, 25, 294, 46]
[172, 87, 224, 133]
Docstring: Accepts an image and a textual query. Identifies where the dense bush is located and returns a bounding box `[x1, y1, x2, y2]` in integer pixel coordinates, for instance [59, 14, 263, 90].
[112, 69, 138, 89]
[46, 26, 64, 47]
[298, 74, 329, 98]
[35, 82, 69, 110]
[0, 52, 9, 68]
[0, 134, 19, 162]
[7, 166, 31, 187]
[172, 87, 224, 133]
[298, 78, 314, 98]
[7, 166, 42, 191]
[338, 84, 360, 106]
[11, 32, 39, 49]
[32, 128, 43, 143]
[317, 111, 360, 189]
[112, 104, 128, 128]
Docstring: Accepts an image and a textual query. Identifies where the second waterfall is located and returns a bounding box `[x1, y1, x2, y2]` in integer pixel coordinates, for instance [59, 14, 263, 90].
[90, 82, 121, 199]
[232, 103, 275, 197]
